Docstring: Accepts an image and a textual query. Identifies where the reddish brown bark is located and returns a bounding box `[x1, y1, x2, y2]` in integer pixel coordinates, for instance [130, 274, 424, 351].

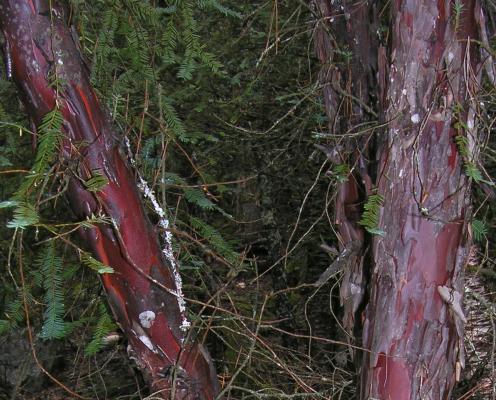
[0, 1, 219, 398]
[362, 1, 485, 398]
[315, 0, 489, 398]
[312, 0, 376, 333]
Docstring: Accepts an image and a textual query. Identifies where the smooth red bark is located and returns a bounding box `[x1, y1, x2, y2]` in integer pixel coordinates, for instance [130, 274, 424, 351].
[0, 1, 219, 398]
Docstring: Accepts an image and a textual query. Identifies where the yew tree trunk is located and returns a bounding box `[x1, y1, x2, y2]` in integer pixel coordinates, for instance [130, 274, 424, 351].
[312, 0, 376, 335]
[315, 0, 489, 398]
[0, 1, 219, 399]
[362, 1, 484, 398]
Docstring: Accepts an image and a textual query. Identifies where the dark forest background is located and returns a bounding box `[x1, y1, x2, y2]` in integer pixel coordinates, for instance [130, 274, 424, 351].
[0, 1, 495, 399]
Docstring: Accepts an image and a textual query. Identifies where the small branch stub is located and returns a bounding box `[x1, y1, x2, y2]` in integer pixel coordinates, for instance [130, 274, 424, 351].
[437, 285, 467, 323]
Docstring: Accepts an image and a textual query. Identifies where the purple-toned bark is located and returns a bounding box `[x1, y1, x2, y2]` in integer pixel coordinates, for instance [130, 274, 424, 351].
[312, 0, 376, 333]
[0, 1, 219, 398]
[362, 1, 484, 398]
[314, 0, 489, 398]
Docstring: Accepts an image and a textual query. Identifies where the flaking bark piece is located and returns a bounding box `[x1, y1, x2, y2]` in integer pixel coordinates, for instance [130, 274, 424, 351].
[438, 285, 467, 323]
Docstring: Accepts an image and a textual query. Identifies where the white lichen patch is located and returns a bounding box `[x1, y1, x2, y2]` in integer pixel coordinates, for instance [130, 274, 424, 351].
[139, 310, 156, 329]
[139, 335, 155, 351]
[30, 59, 40, 73]
[447, 51, 454, 64]
[124, 137, 190, 334]
[411, 113, 420, 124]
[181, 318, 191, 330]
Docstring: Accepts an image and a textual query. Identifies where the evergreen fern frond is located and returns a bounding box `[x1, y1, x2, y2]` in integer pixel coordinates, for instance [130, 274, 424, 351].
[455, 134, 490, 184]
[81, 252, 114, 274]
[0, 298, 24, 334]
[163, 172, 186, 185]
[464, 162, 484, 183]
[164, 173, 228, 214]
[332, 164, 350, 183]
[472, 219, 488, 242]
[42, 107, 62, 137]
[184, 187, 216, 210]
[197, 48, 224, 75]
[84, 170, 109, 192]
[14, 108, 62, 199]
[126, 25, 154, 80]
[6, 298, 24, 323]
[33, 108, 63, 174]
[174, 1, 224, 78]
[157, 5, 177, 15]
[85, 303, 117, 355]
[79, 214, 112, 229]
[122, 0, 157, 25]
[91, 8, 118, 89]
[455, 134, 470, 158]
[160, 95, 188, 141]
[63, 317, 89, 336]
[0, 320, 9, 334]
[6, 202, 39, 229]
[453, 105, 493, 184]
[177, 52, 197, 80]
[161, 20, 179, 65]
[452, 0, 465, 31]
[359, 192, 384, 236]
[190, 216, 239, 263]
[197, 0, 242, 18]
[0, 200, 19, 209]
[37, 243, 66, 339]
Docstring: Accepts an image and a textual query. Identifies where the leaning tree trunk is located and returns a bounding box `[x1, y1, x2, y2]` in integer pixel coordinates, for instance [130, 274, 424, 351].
[0, 1, 219, 399]
[314, 0, 490, 398]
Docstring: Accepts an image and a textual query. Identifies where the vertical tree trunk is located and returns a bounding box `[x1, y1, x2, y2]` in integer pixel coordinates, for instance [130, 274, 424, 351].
[362, 1, 484, 398]
[0, 1, 219, 399]
[314, 0, 489, 398]
[312, 0, 376, 334]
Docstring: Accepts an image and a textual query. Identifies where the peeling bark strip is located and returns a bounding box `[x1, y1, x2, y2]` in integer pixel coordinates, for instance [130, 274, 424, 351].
[0, 1, 219, 398]
[312, 0, 377, 333]
[362, 1, 484, 399]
